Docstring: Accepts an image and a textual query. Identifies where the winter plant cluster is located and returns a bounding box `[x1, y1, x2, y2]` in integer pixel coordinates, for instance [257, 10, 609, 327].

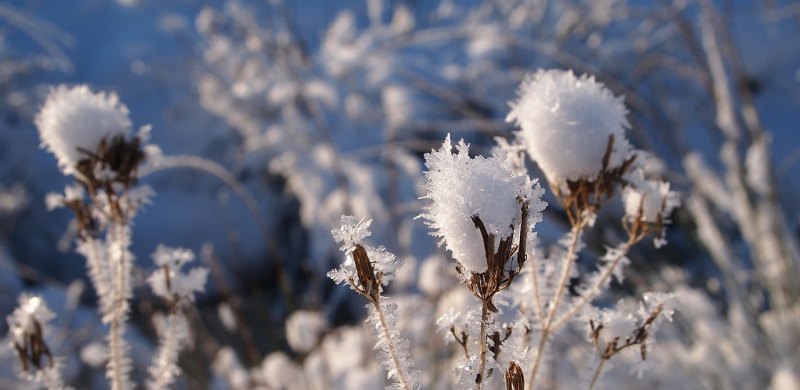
[328, 69, 679, 389]
[9, 70, 680, 390]
[2, 1, 799, 389]
[8, 85, 208, 390]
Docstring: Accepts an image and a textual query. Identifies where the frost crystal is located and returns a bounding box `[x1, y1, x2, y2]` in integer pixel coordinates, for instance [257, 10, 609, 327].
[285, 310, 327, 354]
[35, 85, 132, 176]
[147, 313, 190, 390]
[366, 301, 420, 388]
[419, 134, 543, 274]
[329, 215, 400, 289]
[507, 69, 632, 186]
[148, 245, 208, 303]
[331, 215, 373, 253]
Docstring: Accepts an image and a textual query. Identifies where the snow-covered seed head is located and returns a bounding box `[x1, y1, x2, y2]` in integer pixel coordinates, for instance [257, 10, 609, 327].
[506, 69, 632, 187]
[329, 215, 400, 300]
[6, 295, 56, 373]
[148, 245, 209, 306]
[622, 169, 680, 246]
[35, 85, 132, 176]
[418, 134, 544, 275]
[623, 179, 679, 223]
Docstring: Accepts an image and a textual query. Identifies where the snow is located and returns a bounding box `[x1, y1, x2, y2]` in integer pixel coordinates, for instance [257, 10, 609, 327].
[506, 69, 632, 186]
[35, 85, 132, 176]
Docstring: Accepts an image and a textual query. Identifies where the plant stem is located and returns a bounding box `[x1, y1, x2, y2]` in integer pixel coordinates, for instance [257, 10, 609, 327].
[588, 358, 607, 390]
[478, 299, 489, 390]
[109, 311, 126, 390]
[550, 239, 635, 332]
[107, 221, 131, 390]
[528, 218, 585, 389]
[372, 300, 411, 390]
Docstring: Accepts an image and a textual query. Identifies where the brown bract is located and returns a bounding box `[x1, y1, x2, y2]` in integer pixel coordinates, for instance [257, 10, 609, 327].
[12, 318, 53, 374]
[458, 200, 530, 312]
[75, 134, 145, 197]
[349, 244, 383, 303]
[67, 134, 146, 234]
[554, 135, 636, 225]
[505, 361, 525, 390]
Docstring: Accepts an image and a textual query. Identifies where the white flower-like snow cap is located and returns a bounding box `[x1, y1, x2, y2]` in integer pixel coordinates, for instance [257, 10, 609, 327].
[35, 85, 133, 176]
[506, 69, 632, 186]
[418, 134, 545, 274]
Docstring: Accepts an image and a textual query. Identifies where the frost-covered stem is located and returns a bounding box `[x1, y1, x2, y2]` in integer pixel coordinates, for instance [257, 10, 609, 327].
[107, 221, 132, 390]
[528, 218, 586, 389]
[588, 358, 607, 390]
[108, 313, 127, 390]
[550, 239, 636, 332]
[148, 314, 187, 390]
[477, 299, 489, 390]
[371, 300, 411, 390]
[81, 237, 112, 314]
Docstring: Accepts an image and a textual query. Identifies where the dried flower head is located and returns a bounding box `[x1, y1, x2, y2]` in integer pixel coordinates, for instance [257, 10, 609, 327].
[622, 169, 680, 246]
[6, 295, 56, 373]
[148, 245, 209, 307]
[329, 216, 400, 301]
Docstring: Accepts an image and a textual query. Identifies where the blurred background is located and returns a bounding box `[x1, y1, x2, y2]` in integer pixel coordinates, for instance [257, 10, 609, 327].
[0, 0, 798, 388]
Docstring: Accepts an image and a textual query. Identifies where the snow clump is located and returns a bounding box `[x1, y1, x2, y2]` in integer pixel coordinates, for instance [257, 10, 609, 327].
[506, 69, 632, 186]
[35, 85, 132, 176]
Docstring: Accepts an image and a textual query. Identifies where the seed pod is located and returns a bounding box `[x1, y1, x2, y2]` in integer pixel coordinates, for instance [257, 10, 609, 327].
[505, 361, 524, 390]
[353, 244, 380, 300]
